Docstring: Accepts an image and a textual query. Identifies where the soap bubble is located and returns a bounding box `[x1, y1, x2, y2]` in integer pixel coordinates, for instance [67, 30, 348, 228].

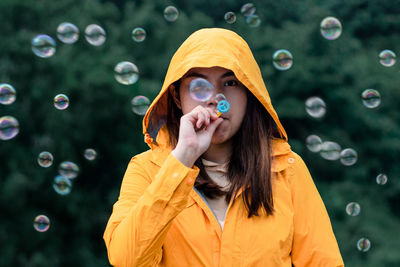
[320, 17, 342, 40]
[85, 24, 106, 46]
[320, 141, 341, 160]
[38, 151, 54, 168]
[361, 89, 381, 109]
[273, 49, 293, 71]
[357, 238, 371, 252]
[240, 3, 256, 16]
[217, 100, 230, 114]
[114, 61, 139, 85]
[305, 97, 326, 118]
[164, 6, 179, 22]
[379, 50, 396, 67]
[306, 135, 323, 152]
[53, 175, 72, 195]
[33, 215, 50, 232]
[224, 12, 236, 24]
[131, 96, 150, 115]
[54, 94, 69, 110]
[376, 173, 388, 185]
[245, 14, 261, 27]
[0, 83, 16, 105]
[215, 93, 227, 103]
[57, 22, 79, 44]
[0, 116, 19, 141]
[340, 148, 358, 166]
[84, 148, 97, 161]
[32, 34, 56, 58]
[59, 161, 79, 179]
[132, 27, 146, 42]
[189, 78, 214, 102]
[346, 202, 361, 216]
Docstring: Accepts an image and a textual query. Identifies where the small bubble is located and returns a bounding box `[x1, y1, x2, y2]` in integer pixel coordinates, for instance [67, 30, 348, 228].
[346, 202, 361, 216]
[54, 94, 69, 110]
[57, 22, 79, 44]
[32, 34, 56, 58]
[189, 78, 214, 102]
[0, 83, 16, 105]
[131, 96, 150, 116]
[340, 148, 358, 166]
[0, 116, 19, 141]
[224, 12, 236, 24]
[132, 27, 146, 42]
[273, 49, 293, 71]
[305, 97, 326, 118]
[379, 50, 396, 67]
[85, 24, 106, 46]
[361, 89, 381, 109]
[320, 17, 342, 40]
[114, 61, 139, 85]
[240, 3, 256, 17]
[53, 175, 72, 195]
[33, 215, 50, 232]
[320, 141, 341, 160]
[58, 161, 79, 179]
[38, 151, 54, 168]
[164, 6, 179, 22]
[306, 135, 323, 152]
[357, 238, 371, 252]
[84, 148, 97, 161]
[376, 173, 388, 185]
[245, 14, 261, 27]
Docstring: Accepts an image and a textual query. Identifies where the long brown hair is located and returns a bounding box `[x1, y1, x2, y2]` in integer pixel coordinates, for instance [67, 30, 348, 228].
[166, 81, 275, 218]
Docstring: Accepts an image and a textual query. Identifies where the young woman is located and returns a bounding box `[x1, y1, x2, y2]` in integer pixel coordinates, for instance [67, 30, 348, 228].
[103, 28, 344, 267]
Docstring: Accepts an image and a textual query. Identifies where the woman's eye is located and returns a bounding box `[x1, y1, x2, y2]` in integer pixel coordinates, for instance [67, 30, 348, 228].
[224, 80, 238, 86]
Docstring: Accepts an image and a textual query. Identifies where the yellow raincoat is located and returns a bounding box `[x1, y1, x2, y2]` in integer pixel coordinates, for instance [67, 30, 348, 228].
[104, 28, 344, 267]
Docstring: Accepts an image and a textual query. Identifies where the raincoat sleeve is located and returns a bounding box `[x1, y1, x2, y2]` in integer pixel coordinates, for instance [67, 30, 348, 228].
[103, 152, 200, 267]
[289, 153, 344, 267]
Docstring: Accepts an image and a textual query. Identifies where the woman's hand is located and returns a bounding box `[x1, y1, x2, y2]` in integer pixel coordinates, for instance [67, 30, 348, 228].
[171, 106, 223, 167]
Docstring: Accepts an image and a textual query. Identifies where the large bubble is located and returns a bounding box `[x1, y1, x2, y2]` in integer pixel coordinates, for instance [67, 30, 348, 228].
[132, 27, 146, 42]
[53, 175, 72, 195]
[38, 151, 54, 168]
[85, 24, 106, 46]
[0, 83, 16, 105]
[306, 135, 323, 152]
[33, 215, 50, 232]
[57, 22, 79, 44]
[224, 12, 236, 24]
[114, 61, 139, 85]
[131, 96, 150, 116]
[240, 3, 256, 16]
[58, 161, 79, 179]
[245, 14, 261, 27]
[54, 94, 69, 110]
[379, 50, 396, 67]
[0, 116, 19, 140]
[320, 17, 342, 40]
[32, 34, 56, 58]
[273, 49, 293, 71]
[189, 78, 214, 102]
[346, 202, 361, 216]
[361, 89, 381, 109]
[376, 173, 388, 185]
[320, 141, 341, 160]
[164, 6, 179, 22]
[340, 148, 358, 166]
[305, 97, 326, 118]
[357, 238, 371, 252]
[84, 148, 97, 161]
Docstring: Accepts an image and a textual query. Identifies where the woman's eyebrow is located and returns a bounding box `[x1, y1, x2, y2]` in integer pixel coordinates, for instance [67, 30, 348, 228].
[221, 71, 235, 78]
[184, 72, 207, 79]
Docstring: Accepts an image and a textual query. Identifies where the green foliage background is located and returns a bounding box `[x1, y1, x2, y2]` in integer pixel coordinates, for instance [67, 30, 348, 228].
[0, 0, 399, 266]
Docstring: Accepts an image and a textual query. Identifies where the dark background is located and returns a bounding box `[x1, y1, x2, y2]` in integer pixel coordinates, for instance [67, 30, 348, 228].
[0, 0, 399, 266]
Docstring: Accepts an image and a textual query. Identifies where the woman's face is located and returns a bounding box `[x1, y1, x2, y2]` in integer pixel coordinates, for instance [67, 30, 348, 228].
[179, 66, 248, 144]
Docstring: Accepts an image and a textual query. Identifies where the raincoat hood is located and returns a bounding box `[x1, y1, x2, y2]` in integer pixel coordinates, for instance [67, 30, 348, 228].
[143, 28, 288, 150]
